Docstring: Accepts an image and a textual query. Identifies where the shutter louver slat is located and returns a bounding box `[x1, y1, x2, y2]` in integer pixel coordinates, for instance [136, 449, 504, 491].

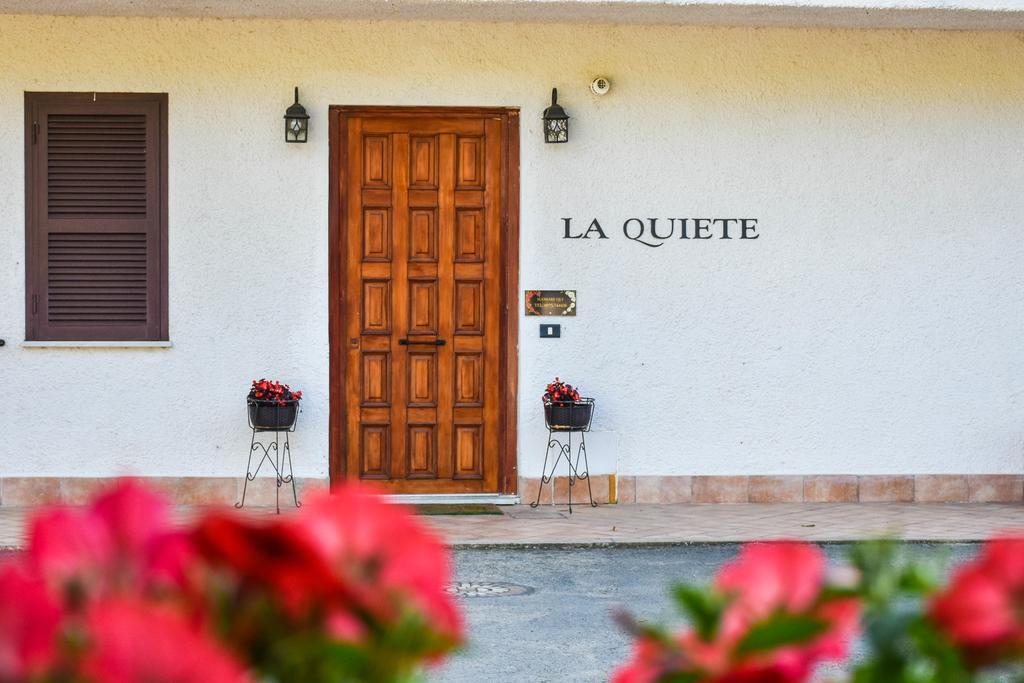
[47, 113, 148, 218]
[47, 233, 148, 325]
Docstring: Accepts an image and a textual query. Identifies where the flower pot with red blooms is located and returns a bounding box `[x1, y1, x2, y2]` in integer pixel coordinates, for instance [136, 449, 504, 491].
[247, 379, 303, 431]
[542, 377, 594, 432]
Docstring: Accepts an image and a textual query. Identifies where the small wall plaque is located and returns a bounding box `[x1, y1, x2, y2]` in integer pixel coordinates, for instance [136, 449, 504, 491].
[525, 290, 576, 316]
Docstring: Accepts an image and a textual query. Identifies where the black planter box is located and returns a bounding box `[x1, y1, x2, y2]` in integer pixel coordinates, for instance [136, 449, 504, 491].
[247, 399, 299, 431]
[544, 399, 594, 432]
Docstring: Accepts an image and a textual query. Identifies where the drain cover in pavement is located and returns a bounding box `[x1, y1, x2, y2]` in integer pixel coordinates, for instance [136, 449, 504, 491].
[446, 581, 534, 597]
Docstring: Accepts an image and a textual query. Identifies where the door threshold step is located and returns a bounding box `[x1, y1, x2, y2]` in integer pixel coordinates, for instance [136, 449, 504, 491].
[387, 493, 520, 506]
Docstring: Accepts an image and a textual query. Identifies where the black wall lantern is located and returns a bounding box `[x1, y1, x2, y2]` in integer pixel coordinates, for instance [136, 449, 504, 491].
[284, 87, 309, 143]
[542, 88, 569, 143]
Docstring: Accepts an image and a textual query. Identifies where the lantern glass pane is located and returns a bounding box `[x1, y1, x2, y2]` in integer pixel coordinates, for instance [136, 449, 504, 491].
[545, 118, 568, 143]
[286, 117, 308, 143]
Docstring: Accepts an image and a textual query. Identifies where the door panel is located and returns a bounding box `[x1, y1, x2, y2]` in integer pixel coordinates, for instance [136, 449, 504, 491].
[339, 111, 508, 493]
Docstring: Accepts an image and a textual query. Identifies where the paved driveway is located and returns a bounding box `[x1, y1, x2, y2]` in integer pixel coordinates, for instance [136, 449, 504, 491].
[432, 544, 980, 683]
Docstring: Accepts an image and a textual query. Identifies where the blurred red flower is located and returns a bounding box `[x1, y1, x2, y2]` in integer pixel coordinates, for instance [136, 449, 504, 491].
[718, 543, 858, 674]
[0, 479, 462, 682]
[81, 599, 250, 683]
[27, 505, 113, 595]
[0, 562, 62, 680]
[931, 535, 1024, 667]
[613, 542, 859, 683]
[27, 479, 193, 601]
[296, 486, 463, 647]
[192, 512, 351, 616]
[614, 637, 683, 683]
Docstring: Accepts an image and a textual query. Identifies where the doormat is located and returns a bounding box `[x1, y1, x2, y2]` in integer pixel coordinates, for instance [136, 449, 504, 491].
[415, 504, 504, 516]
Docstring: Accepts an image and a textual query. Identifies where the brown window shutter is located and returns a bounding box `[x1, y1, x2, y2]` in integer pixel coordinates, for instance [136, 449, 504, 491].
[25, 93, 168, 341]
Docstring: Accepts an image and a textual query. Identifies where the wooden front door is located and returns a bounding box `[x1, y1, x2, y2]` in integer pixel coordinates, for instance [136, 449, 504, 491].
[329, 107, 519, 494]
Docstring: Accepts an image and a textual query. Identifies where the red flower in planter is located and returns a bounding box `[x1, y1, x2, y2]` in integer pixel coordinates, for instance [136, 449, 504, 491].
[248, 379, 302, 408]
[930, 535, 1024, 666]
[542, 376, 581, 404]
[613, 542, 859, 683]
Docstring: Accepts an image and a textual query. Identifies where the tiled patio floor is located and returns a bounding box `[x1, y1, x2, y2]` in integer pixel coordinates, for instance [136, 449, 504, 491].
[423, 503, 1024, 545]
[1, 502, 1023, 549]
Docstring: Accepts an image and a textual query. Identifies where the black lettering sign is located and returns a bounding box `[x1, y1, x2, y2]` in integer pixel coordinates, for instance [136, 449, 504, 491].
[562, 216, 761, 246]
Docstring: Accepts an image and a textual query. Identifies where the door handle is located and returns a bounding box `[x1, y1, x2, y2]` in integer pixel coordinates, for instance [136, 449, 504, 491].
[398, 338, 446, 346]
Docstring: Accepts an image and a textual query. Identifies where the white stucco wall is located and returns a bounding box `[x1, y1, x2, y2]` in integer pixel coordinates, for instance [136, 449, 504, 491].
[1, 15, 1023, 480]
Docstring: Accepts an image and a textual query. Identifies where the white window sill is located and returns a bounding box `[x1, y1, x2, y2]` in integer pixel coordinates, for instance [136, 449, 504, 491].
[21, 341, 173, 349]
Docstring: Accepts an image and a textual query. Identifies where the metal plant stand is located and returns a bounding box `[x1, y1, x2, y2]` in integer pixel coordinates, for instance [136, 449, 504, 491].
[531, 398, 597, 514]
[236, 399, 301, 514]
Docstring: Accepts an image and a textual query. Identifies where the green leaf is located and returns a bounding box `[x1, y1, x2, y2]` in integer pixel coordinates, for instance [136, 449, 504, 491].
[735, 613, 828, 656]
[660, 673, 703, 683]
[848, 539, 905, 605]
[899, 563, 939, 595]
[819, 585, 861, 602]
[671, 584, 727, 641]
[906, 617, 972, 683]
